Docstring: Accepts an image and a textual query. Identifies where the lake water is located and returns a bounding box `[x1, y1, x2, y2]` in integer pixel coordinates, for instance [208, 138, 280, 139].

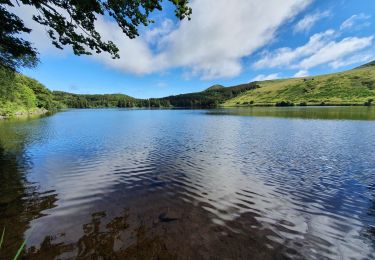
[0, 107, 375, 259]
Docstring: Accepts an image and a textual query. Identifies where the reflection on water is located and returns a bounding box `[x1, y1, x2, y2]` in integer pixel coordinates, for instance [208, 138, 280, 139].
[0, 145, 57, 259]
[26, 209, 180, 259]
[208, 106, 375, 120]
[0, 108, 375, 259]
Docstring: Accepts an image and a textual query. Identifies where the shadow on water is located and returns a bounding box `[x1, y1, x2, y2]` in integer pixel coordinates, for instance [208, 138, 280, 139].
[0, 125, 58, 259]
[25, 209, 178, 259]
[23, 195, 292, 259]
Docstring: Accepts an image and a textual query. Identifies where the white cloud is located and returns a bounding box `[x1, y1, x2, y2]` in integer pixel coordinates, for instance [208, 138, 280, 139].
[254, 30, 336, 69]
[329, 52, 375, 69]
[254, 29, 374, 70]
[340, 13, 371, 31]
[144, 19, 174, 45]
[294, 10, 330, 33]
[294, 70, 309, 77]
[92, 17, 160, 75]
[252, 73, 280, 82]
[9, 0, 313, 79]
[153, 0, 312, 79]
[8, 2, 375, 80]
[299, 36, 373, 69]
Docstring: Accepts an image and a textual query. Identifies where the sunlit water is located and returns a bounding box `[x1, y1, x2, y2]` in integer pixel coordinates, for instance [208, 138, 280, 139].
[0, 107, 374, 259]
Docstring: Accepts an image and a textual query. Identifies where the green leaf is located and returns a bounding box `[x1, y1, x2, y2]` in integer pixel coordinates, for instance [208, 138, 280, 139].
[13, 227, 33, 260]
[13, 239, 27, 260]
[0, 227, 5, 249]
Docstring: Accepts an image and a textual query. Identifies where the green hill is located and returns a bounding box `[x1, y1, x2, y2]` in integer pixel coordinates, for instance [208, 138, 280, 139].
[224, 62, 375, 106]
[205, 84, 225, 91]
[159, 83, 257, 108]
[0, 66, 148, 117]
[0, 67, 63, 117]
[52, 91, 141, 108]
[356, 60, 375, 69]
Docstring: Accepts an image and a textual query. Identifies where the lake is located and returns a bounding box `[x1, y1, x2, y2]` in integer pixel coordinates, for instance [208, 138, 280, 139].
[0, 107, 375, 259]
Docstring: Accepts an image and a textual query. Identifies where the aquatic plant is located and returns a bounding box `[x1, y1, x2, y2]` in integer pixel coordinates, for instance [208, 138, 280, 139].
[0, 227, 4, 249]
[0, 226, 30, 260]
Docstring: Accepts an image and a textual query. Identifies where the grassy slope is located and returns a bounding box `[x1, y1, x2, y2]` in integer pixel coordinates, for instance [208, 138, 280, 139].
[224, 64, 375, 106]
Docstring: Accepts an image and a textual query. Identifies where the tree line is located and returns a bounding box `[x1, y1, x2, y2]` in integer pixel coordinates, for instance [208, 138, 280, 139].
[52, 83, 259, 109]
[0, 66, 259, 116]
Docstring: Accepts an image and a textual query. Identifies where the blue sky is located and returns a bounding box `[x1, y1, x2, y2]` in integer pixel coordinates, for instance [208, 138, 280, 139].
[15, 0, 375, 98]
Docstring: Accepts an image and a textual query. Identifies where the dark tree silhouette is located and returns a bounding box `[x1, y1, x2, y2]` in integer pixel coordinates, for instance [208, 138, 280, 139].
[0, 0, 191, 70]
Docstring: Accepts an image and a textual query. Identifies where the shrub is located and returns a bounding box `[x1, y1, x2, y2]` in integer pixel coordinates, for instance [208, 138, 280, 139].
[275, 101, 294, 107]
[364, 99, 373, 106]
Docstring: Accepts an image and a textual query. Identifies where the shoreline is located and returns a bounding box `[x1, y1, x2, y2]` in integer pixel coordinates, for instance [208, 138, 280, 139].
[0, 108, 49, 120]
[1, 105, 373, 120]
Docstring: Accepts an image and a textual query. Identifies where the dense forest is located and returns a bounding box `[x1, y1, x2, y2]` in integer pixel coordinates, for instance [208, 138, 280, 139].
[52, 83, 258, 109]
[52, 92, 172, 108]
[159, 84, 259, 108]
[52, 91, 142, 108]
[0, 67, 63, 117]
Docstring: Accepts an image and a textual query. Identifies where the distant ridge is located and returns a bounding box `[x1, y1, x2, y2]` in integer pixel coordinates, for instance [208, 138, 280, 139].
[205, 84, 225, 91]
[356, 60, 375, 69]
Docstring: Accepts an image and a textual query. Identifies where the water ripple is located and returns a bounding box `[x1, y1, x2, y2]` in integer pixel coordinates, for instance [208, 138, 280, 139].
[0, 108, 374, 259]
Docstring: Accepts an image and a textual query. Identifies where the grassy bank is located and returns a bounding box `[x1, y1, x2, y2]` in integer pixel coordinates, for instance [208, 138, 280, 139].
[223, 63, 375, 107]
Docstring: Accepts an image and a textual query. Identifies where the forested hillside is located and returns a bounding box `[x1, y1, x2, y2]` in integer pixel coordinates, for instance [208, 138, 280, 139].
[0, 67, 63, 117]
[52, 91, 141, 108]
[159, 83, 258, 108]
[52, 83, 258, 109]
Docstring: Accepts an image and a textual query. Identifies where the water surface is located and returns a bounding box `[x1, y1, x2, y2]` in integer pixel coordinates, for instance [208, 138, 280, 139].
[0, 107, 374, 259]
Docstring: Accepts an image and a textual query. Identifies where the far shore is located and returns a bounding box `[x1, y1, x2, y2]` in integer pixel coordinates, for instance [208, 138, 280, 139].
[2, 105, 375, 120]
